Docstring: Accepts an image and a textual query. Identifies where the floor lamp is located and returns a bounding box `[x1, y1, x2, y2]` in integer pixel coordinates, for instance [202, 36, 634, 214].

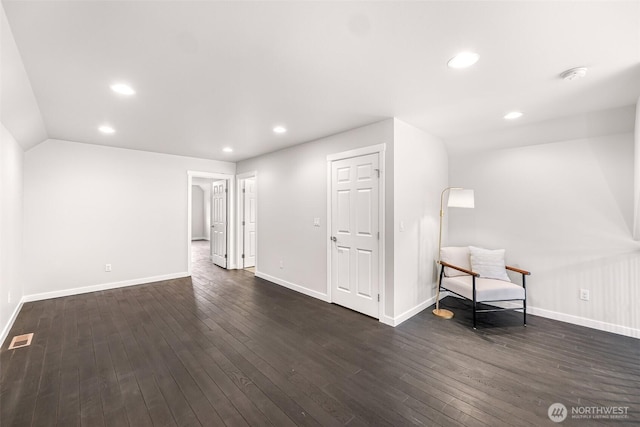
[433, 187, 475, 319]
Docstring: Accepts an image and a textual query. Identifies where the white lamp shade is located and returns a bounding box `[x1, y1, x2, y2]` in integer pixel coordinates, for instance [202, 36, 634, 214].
[447, 189, 474, 208]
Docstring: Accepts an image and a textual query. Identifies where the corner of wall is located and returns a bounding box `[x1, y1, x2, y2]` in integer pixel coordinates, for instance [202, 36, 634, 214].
[391, 120, 448, 320]
[633, 96, 640, 240]
[0, 122, 26, 345]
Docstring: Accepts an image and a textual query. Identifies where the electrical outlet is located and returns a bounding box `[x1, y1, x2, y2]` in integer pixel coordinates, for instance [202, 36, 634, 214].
[105, 264, 112, 272]
[579, 289, 590, 301]
[399, 221, 405, 232]
[279, 259, 284, 269]
[313, 218, 320, 227]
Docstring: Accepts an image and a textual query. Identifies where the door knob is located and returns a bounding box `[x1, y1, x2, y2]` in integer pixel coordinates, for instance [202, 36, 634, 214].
[330, 236, 337, 242]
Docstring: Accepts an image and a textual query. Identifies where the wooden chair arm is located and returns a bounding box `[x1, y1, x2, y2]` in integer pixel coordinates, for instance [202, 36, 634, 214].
[506, 265, 531, 275]
[438, 261, 479, 277]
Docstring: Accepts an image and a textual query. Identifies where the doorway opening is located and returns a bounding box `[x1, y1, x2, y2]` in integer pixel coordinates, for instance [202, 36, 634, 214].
[237, 172, 257, 274]
[187, 171, 234, 275]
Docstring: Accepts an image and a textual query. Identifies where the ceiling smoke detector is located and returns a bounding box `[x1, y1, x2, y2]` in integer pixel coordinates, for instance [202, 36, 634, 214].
[560, 67, 588, 81]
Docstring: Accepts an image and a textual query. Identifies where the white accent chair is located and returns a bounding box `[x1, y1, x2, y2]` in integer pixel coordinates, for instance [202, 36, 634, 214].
[438, 246, 531, 329]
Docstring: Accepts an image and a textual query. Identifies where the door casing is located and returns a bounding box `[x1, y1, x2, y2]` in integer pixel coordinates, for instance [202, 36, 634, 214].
[326, 144, 386, 320]
[187, 171, 235, 275]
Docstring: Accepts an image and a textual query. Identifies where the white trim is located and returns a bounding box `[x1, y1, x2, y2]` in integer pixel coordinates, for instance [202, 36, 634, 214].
[424, 296, 639, 339]
[1, 301, 24, 347]
[527, 306, 640, 339]
[187, 171, 235, 275]
[21, 272, 190, 303]
[390, 296, 438, 327]
[381, 291, 451, 327]
[255, 271, 330, 302]
[326, 143, 386, 162]
[326, 144, 386, 321]
[379, 314, 396, 327]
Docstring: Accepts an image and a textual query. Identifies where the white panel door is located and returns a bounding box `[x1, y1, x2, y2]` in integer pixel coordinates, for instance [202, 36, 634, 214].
[211, 180, 227, 268]
[330, 153, 379, 318]
[243, 178, 257, 268]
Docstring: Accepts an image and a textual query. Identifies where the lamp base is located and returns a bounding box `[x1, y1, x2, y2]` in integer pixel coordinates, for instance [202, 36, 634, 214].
[432, 308, 454, 319]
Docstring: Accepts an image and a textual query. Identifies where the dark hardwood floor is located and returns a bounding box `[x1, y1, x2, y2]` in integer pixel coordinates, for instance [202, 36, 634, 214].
[2, 241, 639, 426]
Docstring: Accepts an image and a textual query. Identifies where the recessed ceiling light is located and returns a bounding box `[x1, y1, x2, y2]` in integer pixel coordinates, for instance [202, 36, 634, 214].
[222, 147, 233, 153]
[559, 67, 588, 81]
[504, 111, 523, 120]
[447, 51, 479, 69]
[99, 125, 115, 134]
[110, 83, 135, 96]
[273, 126, 287, 134]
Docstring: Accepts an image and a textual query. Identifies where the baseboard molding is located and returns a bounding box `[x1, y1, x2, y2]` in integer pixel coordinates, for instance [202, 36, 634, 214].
[444, 298, 639, 339]
[21, 272, 191, 303]
[379, 315, 395, 326]
[1, 301, 24, 347]
[383, 292, 451, 327]
[387, 296, 435, 327]
[527, 306, 640, 339]
[255, 271, 330, 303]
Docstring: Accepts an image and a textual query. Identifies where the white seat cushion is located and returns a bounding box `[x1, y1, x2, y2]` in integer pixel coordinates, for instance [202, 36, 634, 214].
[442, 275, 525, 302]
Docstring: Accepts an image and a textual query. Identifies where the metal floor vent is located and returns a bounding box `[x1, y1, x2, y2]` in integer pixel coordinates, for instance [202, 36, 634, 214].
[8, 333, 33, 350]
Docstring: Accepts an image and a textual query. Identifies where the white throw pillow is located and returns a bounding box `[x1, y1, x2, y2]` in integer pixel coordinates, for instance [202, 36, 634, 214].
[440, 246, 471, 277]
[468, 246, 511, 282]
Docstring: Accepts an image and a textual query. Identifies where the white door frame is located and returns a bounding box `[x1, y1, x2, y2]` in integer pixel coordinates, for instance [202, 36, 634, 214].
[236, 171, 258, 271]
[326, 144, 386, 320]
[187, 171, 235, 275]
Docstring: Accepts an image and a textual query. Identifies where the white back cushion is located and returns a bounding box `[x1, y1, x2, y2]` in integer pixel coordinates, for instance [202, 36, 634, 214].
[440, 246, 471, 277]
[469, 246, 511, 282]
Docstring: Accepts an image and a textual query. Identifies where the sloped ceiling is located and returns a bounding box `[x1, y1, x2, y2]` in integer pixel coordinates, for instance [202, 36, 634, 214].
[0, 3, 47, 150]
[2, 1, 639, 160]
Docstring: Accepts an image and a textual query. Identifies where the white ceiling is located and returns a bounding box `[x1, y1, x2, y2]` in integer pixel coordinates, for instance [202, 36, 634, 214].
[2, 1, 639, 161]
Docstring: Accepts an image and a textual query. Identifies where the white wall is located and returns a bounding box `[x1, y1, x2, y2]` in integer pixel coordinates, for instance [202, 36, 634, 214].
[236, 120, 396, 314]
[191, 185, 205, 239]
[193, 178, 213, 240]
[392, 119, 448, 323]
[23, 139, 235, 299]
[449, 133, 640, 337]
[0, 123, 24, 342]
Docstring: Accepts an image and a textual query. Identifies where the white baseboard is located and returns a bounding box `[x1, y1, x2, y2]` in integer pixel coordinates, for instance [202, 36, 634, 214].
[379, 314, 395, 326]
[527, 306, 640, 339]
[387, 296, 437, 327]
[21, 272, 191, 303]
[1, 301, 24, 347]
[442, 298, 639, 339]
[255, 271, 330, 303]
[382, 292, 451, 327]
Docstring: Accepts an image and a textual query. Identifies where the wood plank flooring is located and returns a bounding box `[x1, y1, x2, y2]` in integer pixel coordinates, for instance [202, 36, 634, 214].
[2, 241, 639, 426]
